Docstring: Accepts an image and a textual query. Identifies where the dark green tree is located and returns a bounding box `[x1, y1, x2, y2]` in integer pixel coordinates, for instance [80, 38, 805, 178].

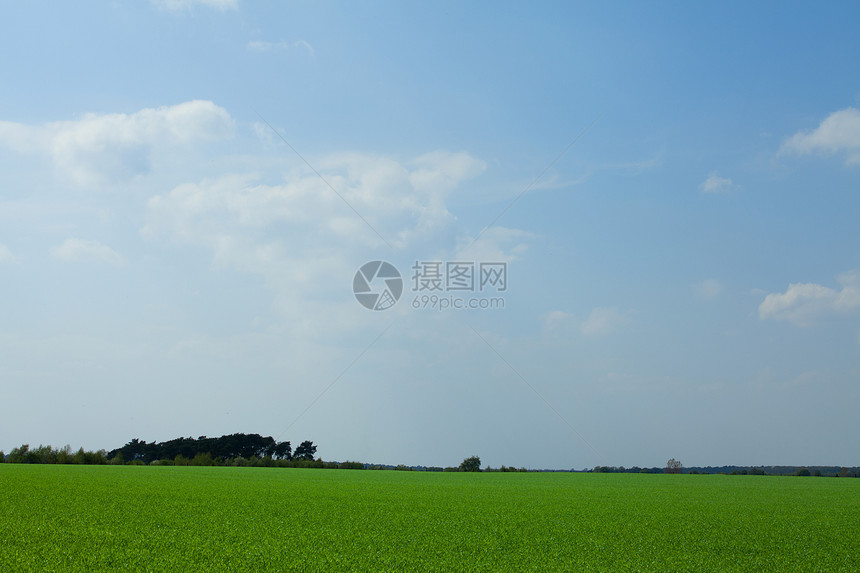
[8, 444, 30, 463]
[273, 441, 292, 460]
[294, 440, 317, 461]
[459, 456, 481, 472]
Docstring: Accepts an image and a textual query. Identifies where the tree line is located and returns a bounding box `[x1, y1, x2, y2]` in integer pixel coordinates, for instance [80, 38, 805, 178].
[590, 463, 860, 477]
[109, 434, 317, 464]
[0, 433, 319, 467]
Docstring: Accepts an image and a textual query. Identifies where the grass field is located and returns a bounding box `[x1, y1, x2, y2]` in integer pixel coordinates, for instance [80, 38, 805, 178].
[1, 465, 858, 571]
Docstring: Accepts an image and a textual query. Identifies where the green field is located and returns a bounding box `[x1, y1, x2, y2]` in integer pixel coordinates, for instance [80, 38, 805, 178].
[1, 465, 857, 571]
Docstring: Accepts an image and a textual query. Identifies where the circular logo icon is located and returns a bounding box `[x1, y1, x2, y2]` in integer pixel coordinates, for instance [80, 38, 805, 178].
[353, 261, 403, 311]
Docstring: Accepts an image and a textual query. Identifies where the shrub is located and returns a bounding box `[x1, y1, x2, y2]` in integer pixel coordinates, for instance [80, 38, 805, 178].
[191, 452, 215, 466]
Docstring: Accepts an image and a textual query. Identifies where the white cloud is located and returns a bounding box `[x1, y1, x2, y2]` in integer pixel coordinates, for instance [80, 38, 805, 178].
[142, 152, 485, 249]
[143, 150, 498, 325]
[699, 172, 733, 194]
[410, 150, 486, 194]
[580, 307, 628, 337]
[151, 0, 237, 11]
[455, 226, 532, 264]
[759, 271, 860, 325]
[780, 107, 860, 166]
[142, 150, 483, 251]
[0, 244, 14, 263]
[0, 100, 234, 186]
[51, 238, 125, 266]
[693, 278, 724, 300]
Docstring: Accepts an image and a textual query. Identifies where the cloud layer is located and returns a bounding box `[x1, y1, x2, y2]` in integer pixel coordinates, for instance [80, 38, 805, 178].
[0, 100, 234, 186]
[142, 148, 494, 325]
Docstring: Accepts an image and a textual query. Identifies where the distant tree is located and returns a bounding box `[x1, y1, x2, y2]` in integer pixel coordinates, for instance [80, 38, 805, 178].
[8, 444, 30, 463]
[273, 441, 292, 460]
[58, 445, 74, 464]
[338, 461, 365, 470]
[294, 440, 317, 461]
[459, 456, 481, 472]
[666, 458, 683, 474]
[795, 468, 811, 477]
[0, 450, 4, 463]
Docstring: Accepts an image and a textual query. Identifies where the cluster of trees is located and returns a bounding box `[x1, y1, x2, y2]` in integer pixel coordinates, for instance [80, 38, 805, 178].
[588, 463, 860, 477]
[366, 463, 533, 472]
[591, 466, 667, 474]
[0, 434, 319, 467]
[165, 456, 362, 469]
[108, 434, 316, 465]
[2, 444, 110, 465]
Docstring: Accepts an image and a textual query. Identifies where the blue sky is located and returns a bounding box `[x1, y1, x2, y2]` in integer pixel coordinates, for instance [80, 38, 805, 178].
[1, 1, 858, 469]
